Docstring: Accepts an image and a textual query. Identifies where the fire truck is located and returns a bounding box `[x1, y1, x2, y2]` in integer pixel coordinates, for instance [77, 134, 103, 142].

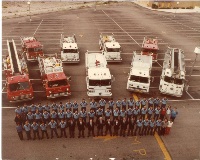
[38, 55, 71, 99]
[159, 48, 186, 97]
[20, 37, 44, 62]
[141, 37, 159, 62]
[127, 52, 153, 93]
[3, 39, 34, 102]
[85, 51, 114, 97]
[60, 34, 80, 63]
[99, 34, 122, 62]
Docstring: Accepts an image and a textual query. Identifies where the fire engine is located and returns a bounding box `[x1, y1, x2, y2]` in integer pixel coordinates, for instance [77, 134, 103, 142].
[99, 34, 122, 62]
[60, 34, 80, 63]
[38, 55, 71, 99]
[127, 52, 153, 93]
[3, 39, 34, 102]
[85, 51, 115, 97]
[20, 36, 44, 62]
[141, 37, 159, 62]
[159, 48, 186, 97]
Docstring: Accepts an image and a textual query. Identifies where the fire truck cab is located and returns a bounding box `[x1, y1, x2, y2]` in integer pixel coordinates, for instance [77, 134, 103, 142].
[38, 56, 71, 99]
[21, 37, 44, 62]
[3, 39, 34, 102]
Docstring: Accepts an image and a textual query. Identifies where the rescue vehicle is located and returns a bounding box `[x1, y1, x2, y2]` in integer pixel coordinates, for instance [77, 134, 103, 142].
[20, 36, 44, 62]
[141, 37, 159, 62]
[60, 34, 80, 63]
[85, 51, 114, 97]
[99, 34, 122, 62]
[159, 48, 186, 97]
[3, 39, 34, 102]
[127, 52, 153, 93]
[38, 55, 71, 99]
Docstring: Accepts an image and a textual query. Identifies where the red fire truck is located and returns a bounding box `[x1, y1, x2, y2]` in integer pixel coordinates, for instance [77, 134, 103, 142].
[3, 39, 34, 102]
[20, 37, 44, 62]
[141, 37, 159, 62]
[38, 55, 71, 99]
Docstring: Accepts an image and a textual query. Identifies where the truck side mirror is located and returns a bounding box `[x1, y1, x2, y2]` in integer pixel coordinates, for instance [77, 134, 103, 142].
[111, 75, 115, 82]
[67, 76, 71, 81]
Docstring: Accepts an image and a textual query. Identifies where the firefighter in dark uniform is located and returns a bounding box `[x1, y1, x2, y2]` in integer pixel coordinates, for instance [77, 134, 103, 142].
[127, 117, 135, 136]
[87, 119, 95, 137]
[77, 118, 85, 138]
[113, 119, 120, 136]
[96, 117, 105, 136]
[105, 118, 113, 136]
[68, 118, 76, 138]
[120, 117, 128, 137]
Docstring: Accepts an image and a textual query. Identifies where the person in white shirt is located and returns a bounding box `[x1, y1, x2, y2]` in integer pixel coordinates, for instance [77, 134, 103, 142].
[166, 106, 171, 120]
[165, 119, 173, 134]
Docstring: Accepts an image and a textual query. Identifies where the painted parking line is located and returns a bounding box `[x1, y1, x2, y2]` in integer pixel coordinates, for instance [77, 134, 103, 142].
[133, 93, 172, 160]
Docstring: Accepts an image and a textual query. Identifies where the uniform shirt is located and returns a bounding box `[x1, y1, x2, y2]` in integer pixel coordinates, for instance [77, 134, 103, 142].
[149, 120, 155, 127]
[90, 102, 97, 109]
[116, 101, 122, 108]
[60, 122, 67, 128]
[27, 113, 34, 120]
[16, 125, 23, 132]
[127, 100, 134, 107]
[127, 109, 133, 116]
[37, 105, 43, 113]
[121, 100, 127, 107]
[171, 110, 178, 118]
[99, 99, 106, 106]
[15, 108, 23, 115]
[156, 120, 162, 127]
[51, 104, 58, 111]
[140, 99, 147, 106]
[148, 99, 154, 105]
[31, 123, 39, 130]
[73, 113, 79, 120]
[58, 105, 65, 111]
[141, 108, 147, 115]
[143, 120, 149, 126]
[96, 110, 103, 116]
[22, 106, 29, 114]
[120, 110, 126, 117]
[136, 120, 143, 127]
[155, 108, 161, 115]
[49, 121, 57, 128]
[24, 124, 31, 131]
[80, 101, 88, 108]
[43, 112, 50, 119]
[72, 103, 79, 109]
[58, 112, 65, 119]
[133, 108, 140, 115]
[40, 124, 47, 131]
[108, 100, 115, 107]
[51, 112, 57, 118]
[34, 113, 42, 120]
[43, 105, 50, 112]
[153, 98, 160, 105]
[167, 121, 173, 127]
[113, 110, 119, 117]
[66, 102, 72, 110]
[79, 111, 87, 118]
[161, 98, 168, 105]
[105, 111, 112, 117]
[147, 108, 154, 114]
[65, 111, 73, 118]
[135, 101, 141, 107]
[88, 112, 95, 118]
[30, 105, 37, 112]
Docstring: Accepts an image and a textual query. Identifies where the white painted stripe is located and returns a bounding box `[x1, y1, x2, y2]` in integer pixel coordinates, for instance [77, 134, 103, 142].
[156, 61, 162, 67]
[186, 91, 194, 99]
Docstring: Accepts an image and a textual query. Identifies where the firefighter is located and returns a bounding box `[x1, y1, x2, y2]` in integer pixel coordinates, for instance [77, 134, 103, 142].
[90, 99, 98, 112]
[142, 118, 149, 136]
[26, 111, 34, 124]
[24, 120, 32, 140]
[51, 102, 58, 113]
[126, 107, 133, 121]
[58, 110, 65, 123]
[59, 119, 67, 138]
[116, 99, 122, 110]
[40, 121, 49, 139]
[43, 102, 51, 113]
[120, 117, 128, 137]
[80, 98, 88, 111]
[34, 110, 42, 125]
[113, 107, 120, 121]
[105, 118, 113, 136]
[147, 118, 155, 135]
[15, 106, 23, 116]
[153, 97, 160, 109]
[161, 97, 168, 108]
[16, 123, 23, 140]
[133, 106, 140, 121]
[170, 107, 178, 122]
[154, 118, 162, 135]
[113, 119, 120, 136]
[140, 98, 147, 108]
[37, 103, 43, 114]
[127, 98, 134, 109]
[161, 118, 168, 136]
[108, 98, 115, 115]
[96, 107, 104, 121]
[14, 114, 23, 125]
[96, 117, 105, 136]
[141, 106, 147, 120]
[147, 106, 154, 120]
[72, 101, 79, 113]
[65, 109, 73, 122]
[77, 118, 85, 138]
[105, 108, 112, 121]
[127, 117, 135, 136]
[134, 118, 143, 136]
[121, 98, 127, 110]
[88, 109, 95, 121]
[135, 99, 141, 108]
[79, 109, 87, 123]
[58, 102, 65, 112]
[87, 119, 95, 137]
[99, 98, 106, 113]
[68, 118, 76, 138]
[73, 110, 79, 125]
[148, 97, 154, 108]
[119, 108, 126, 123]
[50, 110, 58, 123]
[65, 100, 73, 111]
[154, 106, 161, 121]
[43, 110, 50, 124]
[31, 121, 41, 140]
[30, 103, 37, 114]
[48, 119, 59, 139]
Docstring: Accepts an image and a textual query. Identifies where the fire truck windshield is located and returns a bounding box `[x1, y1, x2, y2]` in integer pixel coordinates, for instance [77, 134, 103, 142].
[174, 78, 184, 85]
[106, 48, 120, 52]
[9, 82, 30, 91]
[48, 79, 68, 88]
[28, 47, 42, 52]
[130, 75, 148, 83]
[164, 76, 184, 85]
[89, 79, 111, 86]
[63, 49, 78, 53]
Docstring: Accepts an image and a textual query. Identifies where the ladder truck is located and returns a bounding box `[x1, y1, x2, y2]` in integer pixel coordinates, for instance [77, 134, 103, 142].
[20, 37, 44, 62]
[141, 37, 159, 62]
[99, 34, 122, 62]
[85, 51, 115, 97]
[38, 55, 71, 99]
[60, 34, 80, 63]
[159, 48, 186, 97]
[3, 39, 34, 102]
[127, 52, 153, 93]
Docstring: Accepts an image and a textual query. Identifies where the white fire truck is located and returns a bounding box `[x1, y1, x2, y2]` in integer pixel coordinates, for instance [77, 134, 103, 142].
[20, 37, 44, 62]
[3, 39, 34, 102]
[127, 52, 153, 93]
[38, 55, 71, 99]
[159, 48, 186, 97]
[141, 37, 159, 62]
[60, 34, 80, 63]
[85, 51, 114, 97]
[99, 34, 122, 62]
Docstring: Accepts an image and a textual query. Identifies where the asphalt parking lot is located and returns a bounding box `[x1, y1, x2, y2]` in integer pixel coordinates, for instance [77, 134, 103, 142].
[2, 2, 200, 160]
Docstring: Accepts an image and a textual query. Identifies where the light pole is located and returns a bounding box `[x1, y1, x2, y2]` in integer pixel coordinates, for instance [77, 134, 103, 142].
[27, 1, 31, 22]
[185, 47, 200, 91]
